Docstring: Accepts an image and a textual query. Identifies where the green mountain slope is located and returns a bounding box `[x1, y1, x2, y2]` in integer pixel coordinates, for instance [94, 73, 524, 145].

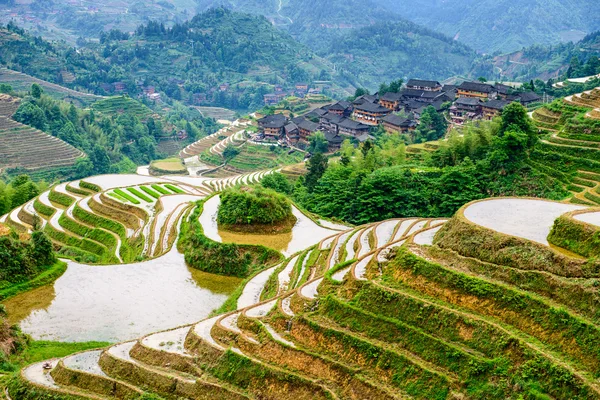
[493, 31, 600, 82]
[323, 21, 490, 90]
[377, 0, 600, 53]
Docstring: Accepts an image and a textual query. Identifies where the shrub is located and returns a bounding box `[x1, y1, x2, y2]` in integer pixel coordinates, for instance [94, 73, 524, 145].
[218, 186, 293, 227]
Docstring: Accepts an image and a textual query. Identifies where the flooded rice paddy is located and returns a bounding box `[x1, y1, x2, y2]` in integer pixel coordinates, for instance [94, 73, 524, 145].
[201, 195, 337, 257]
[4, 247, 241, 343]
[463, 198, 585, 245]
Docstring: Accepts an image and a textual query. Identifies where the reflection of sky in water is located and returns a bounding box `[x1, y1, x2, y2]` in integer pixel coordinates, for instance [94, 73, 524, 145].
[201, 195, 337, 257]
[4, 247, 240, 343]
[464, 199, 585, 245]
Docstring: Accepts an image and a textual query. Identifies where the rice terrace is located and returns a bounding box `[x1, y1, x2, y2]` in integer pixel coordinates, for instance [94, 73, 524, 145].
[1, 2, 600, 399]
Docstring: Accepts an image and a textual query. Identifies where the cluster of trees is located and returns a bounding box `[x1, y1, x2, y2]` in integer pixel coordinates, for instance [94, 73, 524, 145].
[11, 84, 209, 177]
[218, 186, 293, 227]
[0, 230, 55, 284]
[0, 176, 47, 216]
[265, 103, 564, 224]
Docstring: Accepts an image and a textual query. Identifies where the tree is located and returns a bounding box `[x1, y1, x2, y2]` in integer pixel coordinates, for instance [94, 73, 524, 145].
[30, 231, 55, 266]
[414, 106, 447, 142]
[13, 102, 46, 130]
[90, 145, 111, 174]
[478, 77, 488, 83]
[305, 153, 328, 192]
[261, 172, 293, 195]
[31, 83, 43, 99]
[307, 132, 329, 154]
[500, 102, 537, 147]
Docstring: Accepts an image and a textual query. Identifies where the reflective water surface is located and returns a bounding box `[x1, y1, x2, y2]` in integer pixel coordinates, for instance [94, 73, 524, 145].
[4, 247, 241, 343]
[201, 195, 336, 257]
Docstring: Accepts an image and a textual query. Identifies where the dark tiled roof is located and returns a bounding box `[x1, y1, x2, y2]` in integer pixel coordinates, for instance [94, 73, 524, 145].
[456, 97, 484, 106]
[324, 131, 344, 144]
[321, 112, 344, 124]
[353, 94, 377, 105]
[494, 83, 511, 95]
[298, 119, 319, 132]
[518, 91, 541, 102]
[308, 108, 329, 118]
[284, 123, 298, 134]
[407, 79, 441, 88]
[258, 114, 287, 129]
[355, 102, 391, 113]
[338, 118, 370, 131]
[483, 100, 510, 110]
[357, 133, 375, 142]
[442, 85, 457, 92]
[458, 81, 495, 93]
[380, 92, 403, 102]
[383, 114, 418, 128]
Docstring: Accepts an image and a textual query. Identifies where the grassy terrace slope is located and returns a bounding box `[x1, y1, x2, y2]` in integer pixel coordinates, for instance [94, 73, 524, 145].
[530, 87, 600, 206]
[0, 94, 84, 174]
[14, 195, 600, 399]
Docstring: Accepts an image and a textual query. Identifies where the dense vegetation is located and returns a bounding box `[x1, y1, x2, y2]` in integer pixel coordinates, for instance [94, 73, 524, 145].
[326, 21, 491, 90]
[0, 228, 57, 291]
[9, 85, 212, 177]
[281, 102, 567, 224]
[179, 200, 283, 277]
[218, 186, 295, 232]
[0, 175, 47, 216]
[495, 32, 600, 82]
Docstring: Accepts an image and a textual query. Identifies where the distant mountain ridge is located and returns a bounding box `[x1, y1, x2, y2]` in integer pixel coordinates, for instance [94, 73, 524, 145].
[375, 0, 600, 53]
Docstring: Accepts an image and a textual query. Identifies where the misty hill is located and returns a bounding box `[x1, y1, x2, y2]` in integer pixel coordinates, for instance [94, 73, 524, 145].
[377, 0, 600, 53]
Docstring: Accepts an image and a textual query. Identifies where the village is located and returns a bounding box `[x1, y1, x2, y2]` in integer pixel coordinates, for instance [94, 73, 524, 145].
[257, 79, 542, 151]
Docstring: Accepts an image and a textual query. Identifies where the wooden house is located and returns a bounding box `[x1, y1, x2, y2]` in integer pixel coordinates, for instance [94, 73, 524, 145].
[379, 92, 403, 111]
[449, 97, 483, 125]
[382, 114, 418, 134]
[482, 99, 510, 120]
[457, 81, 497, 99]
[258, 114, 287, 141]
[353, 102, 391, 126]
[406, 79, 442, 92]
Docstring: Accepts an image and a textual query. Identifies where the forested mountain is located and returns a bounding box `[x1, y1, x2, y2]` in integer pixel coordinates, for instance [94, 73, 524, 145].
[323, 21, 490, 90]
[376, 0, 600, 53]
[493, 31, 600, 81]
[0, 8, 494, 104]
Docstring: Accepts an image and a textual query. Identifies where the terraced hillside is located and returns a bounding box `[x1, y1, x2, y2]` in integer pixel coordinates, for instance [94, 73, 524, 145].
[0, 94, 85, 173]
[0, 68, 103, 106]
[91, 96, 155, 121]
[11, 194, 600, 399]
[2, 170, 281, 265]
[530, 87, 600, 206]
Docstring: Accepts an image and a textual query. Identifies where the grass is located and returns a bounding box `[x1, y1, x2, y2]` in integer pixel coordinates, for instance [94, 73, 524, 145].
[140, 186, 161, 199]
[0, 261, 67, 302]
[113, 189, 140, 205]
[164, 184, 185, 194]
[6, 341, 111, 372]
[150, 158, 187, 174]
[126, 187, 152, 203]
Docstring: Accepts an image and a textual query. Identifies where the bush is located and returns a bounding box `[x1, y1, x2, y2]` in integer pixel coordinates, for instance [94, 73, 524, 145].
[178, 201, 282, 277]
[218, 186, 293, 227]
